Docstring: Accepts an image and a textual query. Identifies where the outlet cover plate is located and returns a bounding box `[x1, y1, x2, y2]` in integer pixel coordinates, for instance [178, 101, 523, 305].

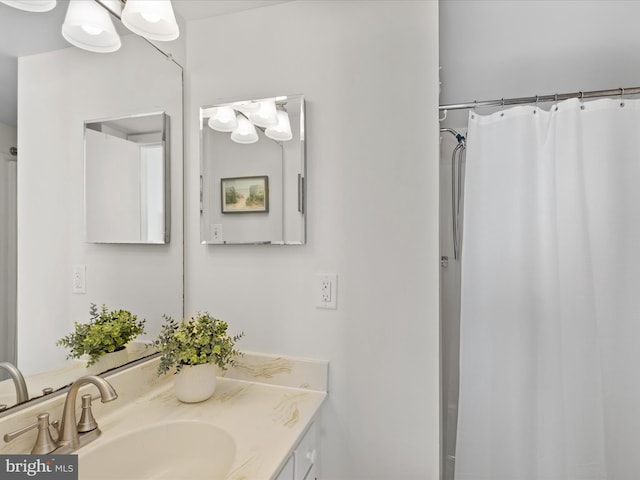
[316, 273, 337, 309]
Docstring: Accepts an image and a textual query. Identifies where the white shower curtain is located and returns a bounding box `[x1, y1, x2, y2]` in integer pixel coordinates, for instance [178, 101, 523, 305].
[456, 98, 640, 480]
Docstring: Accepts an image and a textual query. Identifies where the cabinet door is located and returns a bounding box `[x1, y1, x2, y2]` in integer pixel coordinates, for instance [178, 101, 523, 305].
[275, 455, 294, 480]
[304, 463, 317, 480]
[294, 422, 318, 480]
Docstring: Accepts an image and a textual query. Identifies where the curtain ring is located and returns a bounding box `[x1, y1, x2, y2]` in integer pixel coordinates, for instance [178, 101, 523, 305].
[534, 95, 539, 114]
[554, 93, 559, 111]
[471, 100, 477, 119]
[500, 98, 505, 117]
[620, 87, 625, 108]
[579, 91, 585, 110]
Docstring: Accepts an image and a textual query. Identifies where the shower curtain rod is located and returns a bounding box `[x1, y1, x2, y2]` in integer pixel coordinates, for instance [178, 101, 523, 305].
[439, 85, 640, 111]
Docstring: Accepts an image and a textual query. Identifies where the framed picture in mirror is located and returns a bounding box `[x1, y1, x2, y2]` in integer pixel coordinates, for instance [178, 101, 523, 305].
[221, 176, 269, 214]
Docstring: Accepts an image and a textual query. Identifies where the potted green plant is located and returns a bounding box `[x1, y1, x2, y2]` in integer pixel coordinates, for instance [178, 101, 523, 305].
[154, 312, 244, 403]
[57, 303, 146, 369]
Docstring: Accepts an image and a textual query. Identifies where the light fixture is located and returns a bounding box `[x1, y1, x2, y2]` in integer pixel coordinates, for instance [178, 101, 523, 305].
[208, 97, 293, 144]
[207, 107, 238, 133]
[231, 116, 259, 145]
[121, 0, 179, 42]
[206, 99, 296, 145]
[265, 110, 293, 142]
[250, 100, 278, 128]
[3, 0, 180, 53]
[62, 0, 121, 53]
[235, 101, 260, 114]
[0, 0, 56, 12]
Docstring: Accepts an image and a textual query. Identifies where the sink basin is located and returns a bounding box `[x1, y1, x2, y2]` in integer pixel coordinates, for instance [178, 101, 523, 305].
[78, 420, 236, 480]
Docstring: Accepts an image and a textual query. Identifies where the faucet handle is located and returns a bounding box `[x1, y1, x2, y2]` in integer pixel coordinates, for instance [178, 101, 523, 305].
[3, 413, 58, 454]
[77, 394, 98, 433]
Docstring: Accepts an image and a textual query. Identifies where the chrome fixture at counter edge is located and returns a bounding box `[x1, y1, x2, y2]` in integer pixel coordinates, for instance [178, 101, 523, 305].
[57, 375, 117, 451]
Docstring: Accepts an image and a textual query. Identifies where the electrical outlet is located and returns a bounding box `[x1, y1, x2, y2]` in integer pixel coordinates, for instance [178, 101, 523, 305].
[317, 274, 337, 309]
[72, 265, 86, 294]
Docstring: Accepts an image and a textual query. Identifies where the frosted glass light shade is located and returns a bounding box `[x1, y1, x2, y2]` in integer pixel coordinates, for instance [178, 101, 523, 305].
[208, 107, 238, 132]
[0, 0, 56, 12]
[62, 0, 121, 53]
[121, 0, 179, 42]
[265, 111, 293, 142]
[231, 116, 259, 144]
[250, 100, 278, 128]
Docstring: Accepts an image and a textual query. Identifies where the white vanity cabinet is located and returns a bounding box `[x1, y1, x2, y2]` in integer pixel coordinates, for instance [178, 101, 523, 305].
[275, 455, 294, 480]
[274, 422, 318, 480]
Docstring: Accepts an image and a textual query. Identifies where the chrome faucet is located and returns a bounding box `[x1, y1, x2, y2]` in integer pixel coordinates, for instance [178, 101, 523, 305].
[57, 375, 118, 451]
[0, 362, 29, 404]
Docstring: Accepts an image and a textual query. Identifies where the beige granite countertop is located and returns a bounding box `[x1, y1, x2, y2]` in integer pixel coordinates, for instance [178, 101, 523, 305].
[0, 341, 154, 410]
[0, 352, 328, 480]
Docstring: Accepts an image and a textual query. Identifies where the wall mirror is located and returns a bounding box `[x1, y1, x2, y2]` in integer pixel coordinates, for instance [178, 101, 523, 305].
[0, 5, 183, 415]
[200, 94, 306, 245]
[85, 112, 170, 244]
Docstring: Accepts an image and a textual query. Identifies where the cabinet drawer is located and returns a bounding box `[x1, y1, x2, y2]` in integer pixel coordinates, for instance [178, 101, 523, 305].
[294, 422, 317, 480]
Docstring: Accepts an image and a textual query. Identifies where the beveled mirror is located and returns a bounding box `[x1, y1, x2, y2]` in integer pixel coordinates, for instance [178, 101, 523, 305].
[84, 112, 170, 244]
[200, 94, 306, 245]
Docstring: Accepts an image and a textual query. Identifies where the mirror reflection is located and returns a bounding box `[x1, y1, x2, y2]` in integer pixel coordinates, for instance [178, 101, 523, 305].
[0, 3, 183, 413]
[85, 112, 170, 244]
[200, 94, 306, 245]
[0, 139, 16, 387]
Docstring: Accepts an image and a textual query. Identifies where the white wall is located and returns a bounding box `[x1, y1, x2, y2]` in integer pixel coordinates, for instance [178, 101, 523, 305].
[186, 2, 439, 479]
[17, 34, 183, 375]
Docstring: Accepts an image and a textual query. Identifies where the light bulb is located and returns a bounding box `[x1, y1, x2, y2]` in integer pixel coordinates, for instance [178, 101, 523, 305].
[81, 25, 103, 36]
[141, 12, 161, 23]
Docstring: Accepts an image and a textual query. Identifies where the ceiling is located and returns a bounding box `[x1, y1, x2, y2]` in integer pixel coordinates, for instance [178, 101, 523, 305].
[0, 0, 290, 127]
[172, 1, 288, 21]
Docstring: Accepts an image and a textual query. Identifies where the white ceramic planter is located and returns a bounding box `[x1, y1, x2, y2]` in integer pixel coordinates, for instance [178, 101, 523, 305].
[173, 363, 217, 403]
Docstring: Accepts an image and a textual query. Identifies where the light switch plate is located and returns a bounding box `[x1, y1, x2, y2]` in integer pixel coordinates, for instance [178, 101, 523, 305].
[72, 264, 86, 294]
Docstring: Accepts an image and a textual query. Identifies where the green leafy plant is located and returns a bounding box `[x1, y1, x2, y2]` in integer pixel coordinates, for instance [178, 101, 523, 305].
[154, 312, 244, 375]
[57, 303, 146, 367]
